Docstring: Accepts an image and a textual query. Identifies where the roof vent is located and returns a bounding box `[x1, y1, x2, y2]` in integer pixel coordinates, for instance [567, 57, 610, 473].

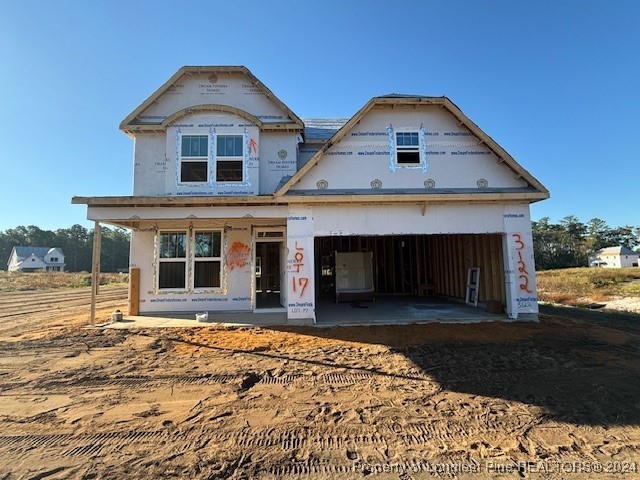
[424, 179, 436, 189]
[370, 179, 382, 189]
[477, 178, 488, 188]
[316, 179, 328, 190]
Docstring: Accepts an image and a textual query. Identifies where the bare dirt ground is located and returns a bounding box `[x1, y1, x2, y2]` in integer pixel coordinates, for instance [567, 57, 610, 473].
[1, 287, 640, 479]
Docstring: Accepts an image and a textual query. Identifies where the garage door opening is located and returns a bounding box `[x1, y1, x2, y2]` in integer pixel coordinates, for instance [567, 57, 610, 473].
[314, 234, 506, 323]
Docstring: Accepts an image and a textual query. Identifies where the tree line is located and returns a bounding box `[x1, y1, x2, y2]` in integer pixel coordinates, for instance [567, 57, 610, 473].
[0, 225, 130, 272]
[2, 218, 638, 273]
[532, 216, 640, 270]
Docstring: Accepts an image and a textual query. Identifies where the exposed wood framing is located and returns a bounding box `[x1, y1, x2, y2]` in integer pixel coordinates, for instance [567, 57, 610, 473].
[314, 233, 505, 304]
[90, 221, 102, 326]
[72, 191, 548, 209]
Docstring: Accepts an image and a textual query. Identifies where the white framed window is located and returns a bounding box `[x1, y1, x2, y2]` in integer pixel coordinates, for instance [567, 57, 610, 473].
[216, 134, 244, 182]
[158, 231, 187, 290]
[156, 230, 223, 291]
[180, 135, 209, 183]
[395, 132, 420, 165]
[193, 230, 222, 289]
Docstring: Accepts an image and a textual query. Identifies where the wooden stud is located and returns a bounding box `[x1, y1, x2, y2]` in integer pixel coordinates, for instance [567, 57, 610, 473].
[90, 221, 102, 326]
[496, 235, 505, 303]
[457, 235, 465, 299]
[129, 268, 140, 316]
[481, 235, 492, 302]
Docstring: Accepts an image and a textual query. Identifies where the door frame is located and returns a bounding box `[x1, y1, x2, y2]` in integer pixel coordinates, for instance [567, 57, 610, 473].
[253, 227, 286, 312]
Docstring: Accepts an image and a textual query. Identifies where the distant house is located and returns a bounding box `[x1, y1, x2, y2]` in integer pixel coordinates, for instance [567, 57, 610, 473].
[7, 247, 66, 272]
[589, 246, 639, 268]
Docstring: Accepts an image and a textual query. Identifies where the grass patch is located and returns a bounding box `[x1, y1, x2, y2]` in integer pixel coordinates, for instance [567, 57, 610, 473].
[0, 271, 128, 292]
[537, 267, 640, 306]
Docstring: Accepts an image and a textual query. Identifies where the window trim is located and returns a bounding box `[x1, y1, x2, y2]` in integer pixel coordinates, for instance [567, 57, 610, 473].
[179, 134, 210, 184]
[215, 134, 245, 183]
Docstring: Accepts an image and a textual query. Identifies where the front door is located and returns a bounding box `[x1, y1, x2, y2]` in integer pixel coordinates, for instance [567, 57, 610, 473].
[255, 241, 283, 309]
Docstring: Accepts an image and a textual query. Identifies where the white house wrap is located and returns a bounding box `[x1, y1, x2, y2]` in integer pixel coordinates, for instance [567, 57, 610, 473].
[74, 66, 549, 324]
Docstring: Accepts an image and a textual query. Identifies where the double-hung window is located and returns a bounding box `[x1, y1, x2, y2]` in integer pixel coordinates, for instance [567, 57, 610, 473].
[395, 132, 420, 165]
[158, 231, 187, 289]
[193, 231, 222, 288]
[180, 135, 209, 183]
[216, 134, 244, 182]
[157, 230, 222, 290]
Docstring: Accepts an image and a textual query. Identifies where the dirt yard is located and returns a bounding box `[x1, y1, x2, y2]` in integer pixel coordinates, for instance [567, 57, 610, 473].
[1, 287, 640, 479]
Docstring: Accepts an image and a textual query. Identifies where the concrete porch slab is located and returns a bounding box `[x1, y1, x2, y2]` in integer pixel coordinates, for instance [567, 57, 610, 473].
[103, 310, 288, 329]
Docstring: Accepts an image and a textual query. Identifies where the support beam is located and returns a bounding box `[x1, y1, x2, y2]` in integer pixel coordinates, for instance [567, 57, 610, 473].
[129, 268, 140, 316]
[90, 221, 102, 326]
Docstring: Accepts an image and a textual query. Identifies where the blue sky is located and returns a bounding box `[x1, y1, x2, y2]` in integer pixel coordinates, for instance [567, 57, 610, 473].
[1, 0, 638, 231]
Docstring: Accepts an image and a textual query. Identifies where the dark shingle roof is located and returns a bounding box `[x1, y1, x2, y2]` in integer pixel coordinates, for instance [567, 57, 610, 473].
[303, 118, 348, 142]
[14, 246, 60, 258]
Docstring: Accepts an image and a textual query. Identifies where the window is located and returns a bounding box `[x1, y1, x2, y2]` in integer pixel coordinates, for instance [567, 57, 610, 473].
[216, 134, 244, 182]
[158, 231, 187, 289]
[395, 132, 420, 164]
[193, 231, 222, 288]
[180, 135, 209, 183]
[50, 257, 58, 262]
[157, 230, 222, 290]
[257, 231, 284, 238]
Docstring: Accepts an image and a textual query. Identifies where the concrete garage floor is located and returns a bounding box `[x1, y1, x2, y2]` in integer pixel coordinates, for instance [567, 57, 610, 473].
[316, 295, 506, 326]
[104, 296, 507, 329]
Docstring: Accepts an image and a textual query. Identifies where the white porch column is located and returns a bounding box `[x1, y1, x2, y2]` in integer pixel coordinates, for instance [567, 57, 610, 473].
[90, 221, 102, 326]
[286, 206, 315, 324]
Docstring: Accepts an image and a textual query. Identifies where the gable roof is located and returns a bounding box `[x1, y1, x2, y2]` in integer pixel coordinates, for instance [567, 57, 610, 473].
[120, 66, 304, 134]
[12, 246, 63, 259]
[276, 96, 549, 198]
[13, 246, 50, 258]
[593, 246, 638, 256]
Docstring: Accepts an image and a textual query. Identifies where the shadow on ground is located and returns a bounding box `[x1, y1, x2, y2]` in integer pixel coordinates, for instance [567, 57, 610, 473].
[264, 307, 640, 427]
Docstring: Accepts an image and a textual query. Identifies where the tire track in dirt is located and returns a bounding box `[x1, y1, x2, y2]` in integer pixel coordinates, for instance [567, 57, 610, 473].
[0, 430, 165, 458]
[4, 370, 437, 393]
[0, 286, 128, 338]
[0, 290, 127, 319]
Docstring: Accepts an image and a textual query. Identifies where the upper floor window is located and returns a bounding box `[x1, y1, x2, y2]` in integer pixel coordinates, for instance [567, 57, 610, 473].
[50, 257, 58, 262]
[216, 135, 244, 182]
[395, 132, 420, 165]
[180, 135, 209, 183]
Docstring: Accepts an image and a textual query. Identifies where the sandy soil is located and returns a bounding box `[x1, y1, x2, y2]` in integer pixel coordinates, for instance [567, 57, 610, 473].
[1, 287, 640, 479]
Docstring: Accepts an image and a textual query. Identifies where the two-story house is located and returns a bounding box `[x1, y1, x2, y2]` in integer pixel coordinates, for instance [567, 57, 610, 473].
[73, 66, 548, 324]
[7, 247, 65, 272]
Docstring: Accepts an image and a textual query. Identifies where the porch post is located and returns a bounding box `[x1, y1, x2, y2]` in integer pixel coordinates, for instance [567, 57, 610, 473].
[90, 221, 102, 326]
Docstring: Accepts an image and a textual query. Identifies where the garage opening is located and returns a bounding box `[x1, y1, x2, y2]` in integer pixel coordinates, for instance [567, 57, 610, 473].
[314, 234, 506, 310]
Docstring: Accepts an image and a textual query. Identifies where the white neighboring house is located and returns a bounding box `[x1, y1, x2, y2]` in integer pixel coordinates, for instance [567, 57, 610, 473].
[7, 247, 66, 272]
[589, 246, 639, 268]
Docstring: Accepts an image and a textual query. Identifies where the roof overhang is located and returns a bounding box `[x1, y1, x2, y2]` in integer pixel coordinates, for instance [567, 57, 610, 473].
[73, 191, 547, 209]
